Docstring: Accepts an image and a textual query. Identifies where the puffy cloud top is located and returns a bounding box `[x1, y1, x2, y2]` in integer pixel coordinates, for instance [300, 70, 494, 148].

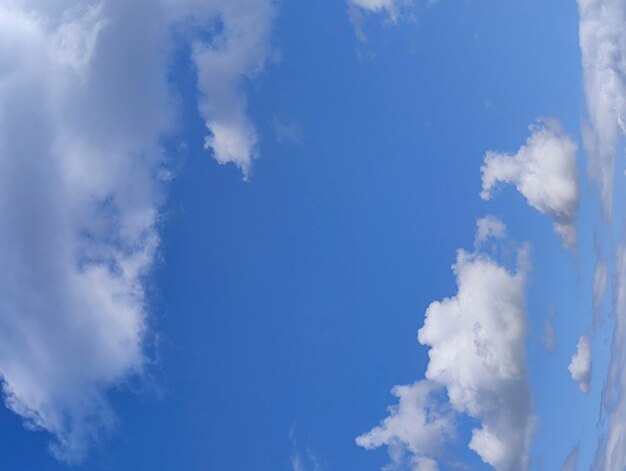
[480, 119, 579, 249]
[358, 219, 534, 471]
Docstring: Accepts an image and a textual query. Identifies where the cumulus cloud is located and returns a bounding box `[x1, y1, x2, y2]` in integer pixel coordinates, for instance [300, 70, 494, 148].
[356, 381, 454, 470]
[578, 0, 626, 217]
[0, 0, 273, 463]
[418, 246, 533, 470]
[568, 335, 592, 394]
[480, 119, 579, 249]
[592, 241, 626, 470]
[358, 220, 534, 470]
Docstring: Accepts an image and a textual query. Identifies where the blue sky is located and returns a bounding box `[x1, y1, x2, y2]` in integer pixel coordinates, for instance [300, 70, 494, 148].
[0, 0, 624, 470]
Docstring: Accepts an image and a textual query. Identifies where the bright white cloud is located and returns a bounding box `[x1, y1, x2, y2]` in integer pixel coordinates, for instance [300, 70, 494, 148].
[358, 221, 534, 471]
[418, 246, 533, 470]
[568, 335, 592, 394]
[0, 0, 273, 463]
[480, 119, 579, 249]
[578, 0, 626, 217]
[356, 380, 454, 470]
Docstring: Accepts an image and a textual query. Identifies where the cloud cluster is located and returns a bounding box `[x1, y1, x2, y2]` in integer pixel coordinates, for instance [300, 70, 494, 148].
[578, 0, 626, 217]
[358, 218, 534, 470]
[0, 0, 273, 462]
[480, 119, 579, 249]
[356, 381, 454, 470]
[568, 335, 592, 394]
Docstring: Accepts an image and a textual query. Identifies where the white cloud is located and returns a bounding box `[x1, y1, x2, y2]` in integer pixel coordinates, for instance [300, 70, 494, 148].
[474, 215, 506, 247]
[568, 335, 592, 394]
[592, 241, 626, 470]
[356, 380, 454, 470]
[346, 0, 411, 42]
[411, 457, 438, 471]
[348, 0, 398, 16]
[578, 0, 626, 217]
[418, 246, 533, 470]
[0, 0, 273, 463]
[358, 221, 534, 470]
[480, 119, 579, 249]
[189, 0, 275, 178]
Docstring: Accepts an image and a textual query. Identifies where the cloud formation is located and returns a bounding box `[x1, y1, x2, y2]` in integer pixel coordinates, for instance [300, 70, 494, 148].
[593, 259, 608, 310]
[578, 0, 626, 217]
[568, 335, 592, 394]
[348, 0, 399, 16]
[358, 218, 534, 470]
[356, 381, 454, 470]
[560, 446, 579, 471]
[474, 215, 507, 247]
[593, 241, 626, 470]
[0, 0, 273, 462]
[480, 119, 579, 249]
[541, 321, 556, 352]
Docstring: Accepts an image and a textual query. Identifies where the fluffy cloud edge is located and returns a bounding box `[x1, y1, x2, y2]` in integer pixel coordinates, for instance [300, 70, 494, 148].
[480, 119, 579, 250]
[568, 335, 592, 394]
[358, 217, 534, 470]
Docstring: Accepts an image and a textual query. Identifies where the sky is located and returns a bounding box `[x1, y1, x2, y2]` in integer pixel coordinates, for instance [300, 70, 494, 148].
[0, 1, 624, 470]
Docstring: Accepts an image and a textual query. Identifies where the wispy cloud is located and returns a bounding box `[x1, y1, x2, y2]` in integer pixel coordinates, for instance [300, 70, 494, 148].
[0, 0, 274, 462]
[348, 0, 400, 18]
[273, 118, 302, 144]
[346, 0, 413, 42]
[480, 119, 579, 249]
[592, 240, 626, 470]
[578, 0, 626, 217]
[474, 215, 507, 248]
[560, 445, 579, 471]
[289, 427, 322, 471]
